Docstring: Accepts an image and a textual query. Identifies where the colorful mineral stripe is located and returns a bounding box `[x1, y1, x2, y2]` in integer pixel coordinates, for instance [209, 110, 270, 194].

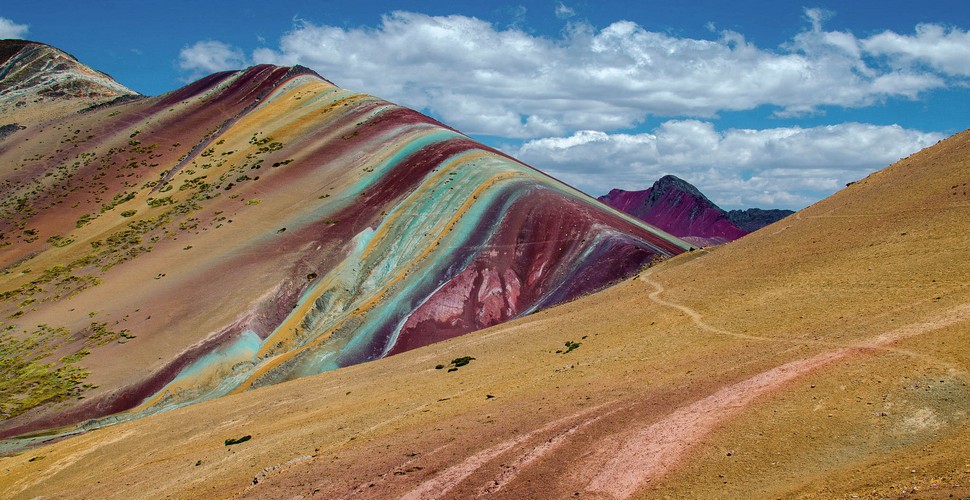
[0, 63, 690, 439]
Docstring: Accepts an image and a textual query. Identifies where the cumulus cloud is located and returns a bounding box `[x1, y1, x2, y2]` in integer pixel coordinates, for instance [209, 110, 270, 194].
[0, 17, 29, 39]
[178, 40, 248, 80]
[175, 11, 962, 208]
[235, 10, 967, 138]
[864, 23, 970, 77]
[510, 122, 943, 209]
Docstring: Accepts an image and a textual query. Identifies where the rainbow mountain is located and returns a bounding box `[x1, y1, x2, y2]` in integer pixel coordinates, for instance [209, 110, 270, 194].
[0, 41, 690, 441]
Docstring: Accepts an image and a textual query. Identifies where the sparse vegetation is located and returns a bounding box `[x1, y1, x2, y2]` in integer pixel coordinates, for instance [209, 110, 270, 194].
[225, 435, 252, 446]
[442, 356, 476, 372]
[0, 323, 97, 419]
[47, 235, 75, 247]
[76, 213, 95, 228]
[146, 196, 173, 208]
[100, 192, 135, 213]
[556, 341, 581, 354]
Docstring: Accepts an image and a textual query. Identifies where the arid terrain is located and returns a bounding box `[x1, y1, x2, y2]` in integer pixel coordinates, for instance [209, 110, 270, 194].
[1, 109, 967, 499]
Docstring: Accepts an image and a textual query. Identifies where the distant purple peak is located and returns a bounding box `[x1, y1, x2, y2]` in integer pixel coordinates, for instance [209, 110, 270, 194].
[653, 175, 709, 204]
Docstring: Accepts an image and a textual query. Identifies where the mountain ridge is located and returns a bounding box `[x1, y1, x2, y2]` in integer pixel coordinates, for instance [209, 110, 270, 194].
[0, 52, 688, 441]
[0, 40, 137, 125]
[726, 207, 795, 232]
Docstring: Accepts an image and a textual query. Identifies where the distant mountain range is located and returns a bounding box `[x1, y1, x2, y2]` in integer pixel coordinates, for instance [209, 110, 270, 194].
[725, 207, 796, 232]
[598, 175, 793, 246]
[0, 41, 689, 440]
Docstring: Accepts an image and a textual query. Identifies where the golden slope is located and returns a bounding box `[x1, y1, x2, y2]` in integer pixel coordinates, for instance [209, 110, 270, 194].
[1, 130, 968, 498]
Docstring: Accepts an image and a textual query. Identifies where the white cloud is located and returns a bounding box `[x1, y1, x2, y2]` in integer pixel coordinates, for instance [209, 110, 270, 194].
[510, 121, 943, 209]
[177, 40, 248, 80]
[238, 11, 967, 138]
[173, 12, 964, 208]
[0, 17, 29, 39]
[555, 2, 576, 19]
[803, 7, 833, 33]
[864, 23, 970, 77]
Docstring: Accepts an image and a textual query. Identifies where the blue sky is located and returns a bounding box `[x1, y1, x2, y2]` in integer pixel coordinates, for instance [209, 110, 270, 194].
[3, 1, 969, 209]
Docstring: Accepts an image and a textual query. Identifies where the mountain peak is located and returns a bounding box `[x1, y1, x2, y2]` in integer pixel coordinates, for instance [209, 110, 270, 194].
[600, 176, 795, 245]
[0, 39, 137, 124]
[599, 175, 747, 245]
[654, 174, 705, 198]
[0, 39, 37, 66]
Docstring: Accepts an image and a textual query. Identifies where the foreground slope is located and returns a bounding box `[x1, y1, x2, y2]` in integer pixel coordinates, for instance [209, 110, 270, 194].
[1, 125, 966, 498]
[0, 56, 688, 439]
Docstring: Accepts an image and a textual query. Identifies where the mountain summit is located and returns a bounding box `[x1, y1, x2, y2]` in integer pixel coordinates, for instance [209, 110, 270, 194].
[598, 174, 748, 246]
[0, 40, 138, 125]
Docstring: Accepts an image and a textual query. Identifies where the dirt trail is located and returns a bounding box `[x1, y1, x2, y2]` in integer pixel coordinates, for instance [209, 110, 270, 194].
[640, 272, 969, 372]
[400, 402, 614, 499]
[581, 272, 970, 498]
[390, 271, 970, 499]
[476, 407, 614, 496]
[585, 348, 849, 497]
[640, 273, 770, 342]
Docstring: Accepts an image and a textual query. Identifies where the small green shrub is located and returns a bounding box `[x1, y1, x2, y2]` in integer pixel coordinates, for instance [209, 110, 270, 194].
[557, 341, 581, 354]
[146, 197, 173, 208]
[452, 356, 475, 367]
[47, 235, 75, 247]
[225, 435, 251, 446]
[441, 356, 475, 372]
[76, 214, 95, 228]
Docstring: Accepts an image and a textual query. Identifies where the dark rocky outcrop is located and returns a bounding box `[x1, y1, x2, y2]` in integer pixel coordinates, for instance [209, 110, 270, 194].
[726, 208, 794, 232]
